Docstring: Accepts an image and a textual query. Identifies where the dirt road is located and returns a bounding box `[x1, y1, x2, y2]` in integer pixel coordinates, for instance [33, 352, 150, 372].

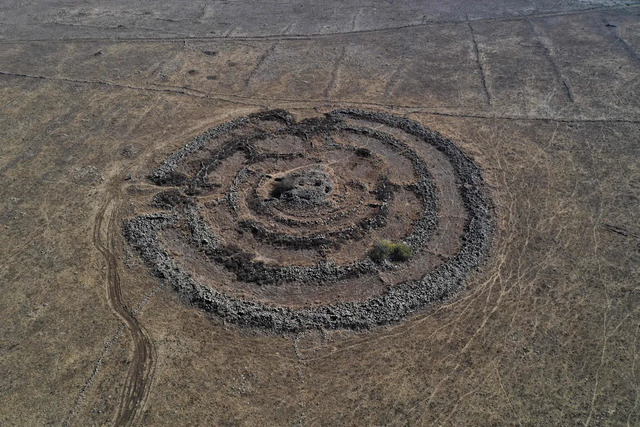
[93, 189, 156, 426]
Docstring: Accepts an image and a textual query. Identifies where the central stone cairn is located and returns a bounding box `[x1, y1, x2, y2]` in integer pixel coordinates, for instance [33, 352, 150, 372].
[270, 168, 334, 204]
[124, 109, 493, 332]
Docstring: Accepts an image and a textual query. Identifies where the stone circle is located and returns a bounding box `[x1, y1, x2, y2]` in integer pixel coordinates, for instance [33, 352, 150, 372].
[124, 109, 494, 332]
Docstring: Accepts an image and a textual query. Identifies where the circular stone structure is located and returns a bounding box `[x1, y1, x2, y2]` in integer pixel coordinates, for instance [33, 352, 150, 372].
[271, 167, 334, 204]
[124, 109, 494, 332]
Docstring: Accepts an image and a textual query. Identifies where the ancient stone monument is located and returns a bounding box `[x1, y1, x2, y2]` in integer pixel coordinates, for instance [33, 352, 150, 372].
[125, 109, 493, 332]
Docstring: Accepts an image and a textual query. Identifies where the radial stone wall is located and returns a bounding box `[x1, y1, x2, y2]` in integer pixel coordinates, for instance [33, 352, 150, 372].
[124, 109, 494, 332]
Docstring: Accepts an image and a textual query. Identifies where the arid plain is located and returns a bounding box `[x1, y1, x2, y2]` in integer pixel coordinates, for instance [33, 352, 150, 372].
[1, 1, 640, 425]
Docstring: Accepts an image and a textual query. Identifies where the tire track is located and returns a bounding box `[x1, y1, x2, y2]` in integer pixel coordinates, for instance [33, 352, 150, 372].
[1, 3, 638, 45]
[93, 190, 156, 426]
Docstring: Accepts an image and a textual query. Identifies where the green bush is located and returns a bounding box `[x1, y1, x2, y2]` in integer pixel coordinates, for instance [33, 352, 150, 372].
[369, 240, 413, 263]
[389, 242, 413, 261]
[369, 240, 393, 263]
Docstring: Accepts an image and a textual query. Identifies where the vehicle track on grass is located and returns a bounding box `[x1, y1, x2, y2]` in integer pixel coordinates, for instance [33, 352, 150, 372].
[93, 187, 156, 426]
[1, 3, 638, 45]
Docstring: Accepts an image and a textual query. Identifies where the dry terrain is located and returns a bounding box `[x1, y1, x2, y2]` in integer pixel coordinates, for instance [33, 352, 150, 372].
[1, 1, 640, 425]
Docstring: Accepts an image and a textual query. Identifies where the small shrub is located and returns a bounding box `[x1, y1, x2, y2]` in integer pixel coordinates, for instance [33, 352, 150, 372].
[369, 240, 393, 263]
[389, 242, 413, 262]
[369, 240, 413, 263]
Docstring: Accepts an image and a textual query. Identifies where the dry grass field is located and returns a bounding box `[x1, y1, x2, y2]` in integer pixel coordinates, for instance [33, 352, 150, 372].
[1, 1, 640, 425]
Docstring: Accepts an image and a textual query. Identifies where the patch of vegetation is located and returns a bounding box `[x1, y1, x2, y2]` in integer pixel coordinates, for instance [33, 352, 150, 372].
[369, 240, 413, 263]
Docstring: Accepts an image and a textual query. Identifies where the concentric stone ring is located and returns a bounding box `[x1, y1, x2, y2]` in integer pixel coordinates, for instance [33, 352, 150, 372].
[270, 167, 334, 204]
[124, 109, 493, 332]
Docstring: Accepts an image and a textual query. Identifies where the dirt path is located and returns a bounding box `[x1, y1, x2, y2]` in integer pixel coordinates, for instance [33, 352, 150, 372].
[93, 188, 156, 426]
